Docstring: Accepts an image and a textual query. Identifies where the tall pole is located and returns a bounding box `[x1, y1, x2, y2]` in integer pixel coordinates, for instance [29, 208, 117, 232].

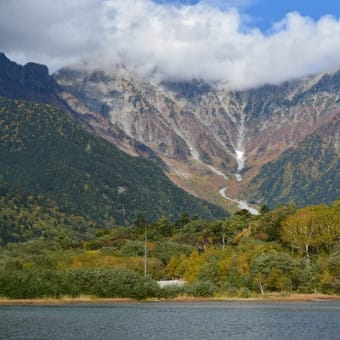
[144, 225, 147, 277]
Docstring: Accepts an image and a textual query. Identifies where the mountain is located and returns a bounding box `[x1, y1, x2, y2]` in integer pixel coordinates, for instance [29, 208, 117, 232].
[1, 53, 338, 211]
[0, 96, 227, 225]
[54, 63, 340, 209]
[0, 52, 61, 105]
[0, 53, 160, 161]
[247, 115, 340, 207]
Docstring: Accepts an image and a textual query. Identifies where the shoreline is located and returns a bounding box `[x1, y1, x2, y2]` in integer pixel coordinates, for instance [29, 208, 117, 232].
[0, 294, 339, 305]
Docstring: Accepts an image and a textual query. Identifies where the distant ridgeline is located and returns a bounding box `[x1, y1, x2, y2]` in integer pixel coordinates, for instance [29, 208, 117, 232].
[0, 97, 227, 226]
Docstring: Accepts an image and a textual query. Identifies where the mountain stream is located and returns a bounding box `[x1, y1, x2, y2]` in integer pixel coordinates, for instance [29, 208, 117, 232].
[209, 159, 259, 215]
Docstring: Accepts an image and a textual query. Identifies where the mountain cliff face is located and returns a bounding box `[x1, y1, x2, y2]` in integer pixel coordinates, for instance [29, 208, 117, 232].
[54, 64, 340, 209]
[1, 53, 337, 210]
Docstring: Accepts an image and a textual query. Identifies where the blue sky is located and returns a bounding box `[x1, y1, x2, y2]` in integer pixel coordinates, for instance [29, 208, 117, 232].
[153, 0, 340, 31]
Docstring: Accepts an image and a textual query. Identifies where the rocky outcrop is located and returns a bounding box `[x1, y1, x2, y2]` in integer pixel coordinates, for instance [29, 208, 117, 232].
[0, 52, 61, 106]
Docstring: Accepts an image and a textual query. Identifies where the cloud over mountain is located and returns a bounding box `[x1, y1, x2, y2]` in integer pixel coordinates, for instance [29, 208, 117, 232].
[1, 0, 340, 89]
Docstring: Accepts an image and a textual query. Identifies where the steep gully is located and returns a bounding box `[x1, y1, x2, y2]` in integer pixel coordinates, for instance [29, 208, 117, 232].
[197, 106, 259, 215]
[208, 155, 259, 215]
[185, 137, 258, 214]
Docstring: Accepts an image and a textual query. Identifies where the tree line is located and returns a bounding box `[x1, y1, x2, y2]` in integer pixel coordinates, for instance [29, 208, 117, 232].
[0, 200, 339, 299]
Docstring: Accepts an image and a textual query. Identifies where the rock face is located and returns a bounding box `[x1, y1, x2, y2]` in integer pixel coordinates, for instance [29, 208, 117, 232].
[1, 52, 338, 209]
[0, 52, 61, 105]
[54, 64, 340, 208]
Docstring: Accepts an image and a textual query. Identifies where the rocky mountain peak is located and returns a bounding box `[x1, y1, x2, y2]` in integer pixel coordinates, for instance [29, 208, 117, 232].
[0, 52, 60, 104]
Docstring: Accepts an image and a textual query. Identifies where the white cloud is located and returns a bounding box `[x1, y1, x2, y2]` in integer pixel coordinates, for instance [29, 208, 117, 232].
[0, 0, 103, 69]
[1, 0, 340, 89]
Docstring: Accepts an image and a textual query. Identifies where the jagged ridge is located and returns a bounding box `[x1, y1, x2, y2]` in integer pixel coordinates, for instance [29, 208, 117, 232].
[54, 64, 340, 208]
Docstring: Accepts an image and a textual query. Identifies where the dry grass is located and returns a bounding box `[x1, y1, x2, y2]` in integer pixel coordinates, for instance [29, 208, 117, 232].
[0, 294, 338, 305]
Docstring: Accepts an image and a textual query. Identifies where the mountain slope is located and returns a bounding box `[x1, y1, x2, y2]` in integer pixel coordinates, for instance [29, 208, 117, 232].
[0, 181, 99, 246]
[0, 97, 227, 225]
[54, 64, 340, 209]
[0, 52, 159, 161]
[247, 115, 340, 207]
[1, 53, 338, 210]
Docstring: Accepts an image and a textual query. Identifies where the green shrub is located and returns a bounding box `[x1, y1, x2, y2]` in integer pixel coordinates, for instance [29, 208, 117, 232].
[157, 285, 187, 299]
[64, 268, 159, 300]
[0, 269, 64, 298]
[186, 280, 216, 297]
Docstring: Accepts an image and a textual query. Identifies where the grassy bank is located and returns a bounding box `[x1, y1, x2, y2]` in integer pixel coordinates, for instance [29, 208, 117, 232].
[0, 293, 339, 305]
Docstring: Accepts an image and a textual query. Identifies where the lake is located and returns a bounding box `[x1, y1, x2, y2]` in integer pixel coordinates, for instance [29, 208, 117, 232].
[0, 301, 339, 339]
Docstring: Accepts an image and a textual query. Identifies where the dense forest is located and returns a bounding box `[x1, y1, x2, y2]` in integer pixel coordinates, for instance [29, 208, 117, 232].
[0, 197, 339, 299]
[0, 97, 226, 225]
[0, 182, 98, 247]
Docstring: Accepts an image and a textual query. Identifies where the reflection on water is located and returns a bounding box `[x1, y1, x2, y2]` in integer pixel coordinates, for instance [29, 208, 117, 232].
[0, 301, 339, 340]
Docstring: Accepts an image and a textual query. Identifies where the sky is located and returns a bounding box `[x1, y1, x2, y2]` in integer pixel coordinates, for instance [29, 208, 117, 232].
[1, 0, 340, 89]
[155, 0, 340, 31]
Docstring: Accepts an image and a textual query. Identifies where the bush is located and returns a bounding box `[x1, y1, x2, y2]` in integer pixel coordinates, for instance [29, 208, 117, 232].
[0, 268, 160, 300]
[219, 283, 238, 297]
[186, 280, 216, 297]
[0, 269, 64, 298]
[63, 268, 159, 300]
[157, 285, 187, 299]
[238, 287, 251, 298]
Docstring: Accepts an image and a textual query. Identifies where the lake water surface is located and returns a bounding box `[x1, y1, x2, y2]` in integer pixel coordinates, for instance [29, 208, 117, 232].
[0, 301, 339, 339]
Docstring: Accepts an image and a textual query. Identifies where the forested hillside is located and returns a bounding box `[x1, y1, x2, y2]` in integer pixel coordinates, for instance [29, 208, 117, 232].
[0, 97, 227, 225]
[0, 182, 98, 247]
[247, 115, 340, 207]
[0, 200, 338, 299]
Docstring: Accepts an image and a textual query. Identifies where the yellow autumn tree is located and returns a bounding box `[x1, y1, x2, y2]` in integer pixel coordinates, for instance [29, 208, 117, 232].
[281, 204, 340, 259]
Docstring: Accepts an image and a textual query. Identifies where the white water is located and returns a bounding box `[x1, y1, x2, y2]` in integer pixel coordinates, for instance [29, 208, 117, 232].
[218, 147, 259, 214]
[209, 101, 252, 212]
[235, 149, 245, 182]
[219, 187, 259, 215]
[208, 149, 259, 214]
[233, 107, 246, 182]
[189, 146, 200, 161]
